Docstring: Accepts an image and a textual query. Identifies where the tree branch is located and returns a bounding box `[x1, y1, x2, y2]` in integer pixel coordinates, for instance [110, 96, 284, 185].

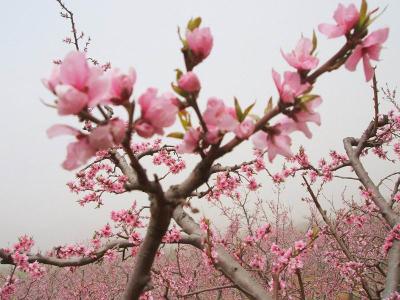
[173, 205, 272, 300]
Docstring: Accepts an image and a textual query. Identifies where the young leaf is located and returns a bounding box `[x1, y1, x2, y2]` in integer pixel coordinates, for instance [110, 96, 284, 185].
[175, 69, 183, 81]
[167, 132, 184, 139]
[171, 83, 187, 97]
[311, 30, 317, 55]
[243, 102, 256, 119]
[358, 0, 368, 28]
[264, 97, 273, 115]
[178, 110, 191, 131]
[187, 17, 202, 31]
[234, 97, 244, 122]
[299, 94, 319, 104]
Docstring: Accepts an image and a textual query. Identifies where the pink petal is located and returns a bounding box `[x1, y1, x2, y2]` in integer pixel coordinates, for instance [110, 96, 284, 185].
[62, 138, 95, 170]
[363, 28, 389, 48]
[218, 114, 239, 132]
[252, 131, 268, 150]
[272, 69, 282, 94]
[366, 44, 382, 61]
[362, 55, 374, 82]
[138, 88, 158, 113]
[295, 38, 313, 56]
[281, 50, 297, 68]
[270, 134, 293, 160]
[333, 3, 347, 24]
[47, 124, 80, 139]
[345, 46, 363, 71]
[60, 51, 90, 91]
[88, 125, 114, 150]
[55, 85, 89, 115]
[87, 71, 111, 107]
[135, 120, 155, 138]
[318, 24, 345, 39]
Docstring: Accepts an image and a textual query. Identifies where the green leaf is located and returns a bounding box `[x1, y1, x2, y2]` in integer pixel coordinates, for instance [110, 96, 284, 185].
[299, 94, 319, 105]
[175, 69, 183, 81]
[171, 83, 187, 97]
[187, 17, 202, 31]
[243, 102, 256, 119]
[178, 110, 191, 131]
[357, 0, 368, 28]
[167, 132, 184, 139]
[264, 97, 273, 115]
[311, 30, 317, 55]
[234, 97, 244, 122]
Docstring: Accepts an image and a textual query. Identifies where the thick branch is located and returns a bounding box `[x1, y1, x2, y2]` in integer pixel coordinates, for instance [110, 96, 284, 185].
[382, 240, 400, 298]
[0, 239, 132, 267]
[173, 205, 272, 300]
[123, 194, 173, 300]
[344, 136, 398, 227]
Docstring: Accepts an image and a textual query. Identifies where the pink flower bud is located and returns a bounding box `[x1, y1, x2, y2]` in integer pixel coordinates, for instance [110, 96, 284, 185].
[108, 68, 136, 105]
[137, 88, 178, 137]
[186, 27, 213, 60]
[234, 118, 255, 139]
[135, 120, 155, 138]
[203, 98, 238, 132]
[178, 72, 201, 93]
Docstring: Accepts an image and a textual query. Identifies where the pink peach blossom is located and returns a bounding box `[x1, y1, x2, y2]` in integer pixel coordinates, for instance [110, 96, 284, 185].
[138, 89, 178, 137]
[89, 118, 126, 150]
[318, 3, 359, 38]
[134, 120, 155, 138]
[48, 121, 124, 170]
[176, 128, 201, 154]
[108, 68, 136, 105]
[272, 70, 310, 104]
[47, 124, 96, 170]
[234, 118, 255, 139]
[186, 27, 213, 60]
[205, 125, 221, 144]
[252, 129, 293, 162]
[345, 28, 389, 81]
[280, 97, 322, 138]
[178, 72, 201, 93]
[59, 51, 90, 91]
[281, 37, 319, 71]
[55, 85, 89, 116]
[203, 98, 238, 132]
[85, 67, 111, 106]
[43, 51, 110, 115]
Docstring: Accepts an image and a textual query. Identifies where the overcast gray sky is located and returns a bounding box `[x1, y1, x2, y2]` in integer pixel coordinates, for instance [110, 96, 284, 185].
[0, 0, 399, 250]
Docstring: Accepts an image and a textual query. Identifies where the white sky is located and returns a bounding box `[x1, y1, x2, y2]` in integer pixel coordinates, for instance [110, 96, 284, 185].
[0, 0, 399, 250]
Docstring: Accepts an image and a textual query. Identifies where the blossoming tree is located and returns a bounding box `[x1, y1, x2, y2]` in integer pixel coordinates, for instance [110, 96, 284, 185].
[1, 1, 399, 299]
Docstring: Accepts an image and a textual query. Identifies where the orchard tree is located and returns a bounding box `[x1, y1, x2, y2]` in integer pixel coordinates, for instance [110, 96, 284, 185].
[1, 1, 399, 299]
